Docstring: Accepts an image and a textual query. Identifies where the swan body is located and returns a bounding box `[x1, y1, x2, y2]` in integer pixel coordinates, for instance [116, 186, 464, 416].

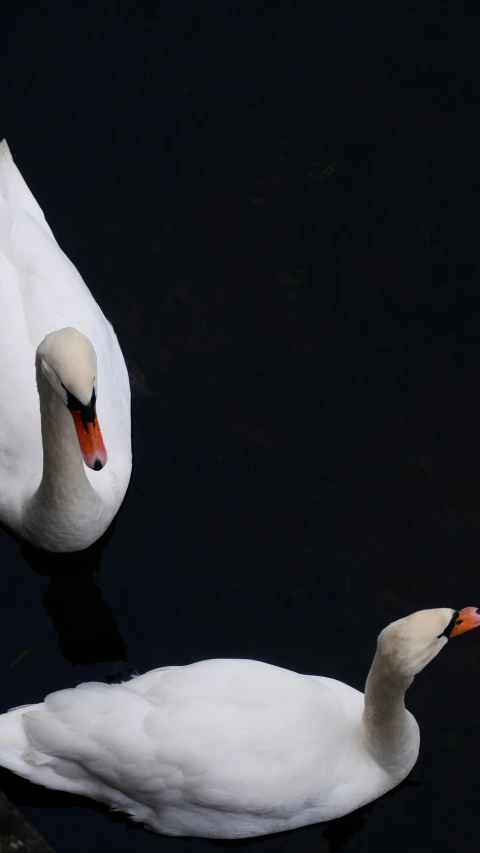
[0, 140, 131, 551]
[0, 606, 477, 839]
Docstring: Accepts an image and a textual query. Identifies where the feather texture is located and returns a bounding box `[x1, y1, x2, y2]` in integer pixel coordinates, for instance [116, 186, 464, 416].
[0, 140, 131, 550]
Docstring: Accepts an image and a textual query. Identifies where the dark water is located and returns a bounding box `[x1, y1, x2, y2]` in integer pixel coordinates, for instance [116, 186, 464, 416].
[1, 1, 480, 850]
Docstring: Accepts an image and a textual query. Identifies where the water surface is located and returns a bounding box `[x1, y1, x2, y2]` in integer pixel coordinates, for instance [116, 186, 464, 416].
[1, 2, 480, 851]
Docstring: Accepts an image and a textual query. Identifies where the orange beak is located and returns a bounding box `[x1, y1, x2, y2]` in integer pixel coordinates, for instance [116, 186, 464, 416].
[449, 607, 480, 638]
[70, 407, 108, 471]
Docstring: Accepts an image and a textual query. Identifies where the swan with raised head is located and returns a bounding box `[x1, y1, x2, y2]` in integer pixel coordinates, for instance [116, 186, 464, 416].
[0, 140, 131, 551]
[0, 605, 477, 838]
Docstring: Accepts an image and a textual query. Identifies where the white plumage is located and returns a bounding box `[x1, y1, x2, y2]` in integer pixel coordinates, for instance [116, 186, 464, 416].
[0, 606, 477, 839]
[0, 139, 131, 551]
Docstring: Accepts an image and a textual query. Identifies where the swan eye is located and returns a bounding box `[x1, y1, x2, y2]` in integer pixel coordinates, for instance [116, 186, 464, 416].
[437, 611, 460, 639]
[61, 383, 97, 427]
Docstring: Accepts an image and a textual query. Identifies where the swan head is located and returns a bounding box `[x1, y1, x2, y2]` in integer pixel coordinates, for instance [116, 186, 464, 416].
[36, 327, 107, 471]
[378, 606, 480, 678]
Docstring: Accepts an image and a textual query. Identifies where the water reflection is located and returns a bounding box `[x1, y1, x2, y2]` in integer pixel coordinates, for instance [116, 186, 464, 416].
[43, 574, 127, 666]
[321, 778, 422, 852]
[17, 530, 128, 666]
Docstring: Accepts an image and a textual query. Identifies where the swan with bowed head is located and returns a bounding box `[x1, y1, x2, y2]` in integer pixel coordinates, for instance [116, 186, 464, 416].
[0, 140, 131, 551]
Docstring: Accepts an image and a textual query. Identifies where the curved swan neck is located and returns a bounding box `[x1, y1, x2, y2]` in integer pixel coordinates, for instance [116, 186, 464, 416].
[35, 363, 91, 497]
[362, 650, 417, 770]
[22, 360, 100, 551]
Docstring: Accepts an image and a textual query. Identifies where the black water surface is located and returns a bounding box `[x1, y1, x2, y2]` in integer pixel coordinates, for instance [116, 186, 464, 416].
[1, 1, 480, 851]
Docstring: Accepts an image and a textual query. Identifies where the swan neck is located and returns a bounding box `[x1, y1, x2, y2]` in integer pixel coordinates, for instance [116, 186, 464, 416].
[21, 361, 99, 550]
[362, 650, 416, 769]
[35, 365, 91, 497]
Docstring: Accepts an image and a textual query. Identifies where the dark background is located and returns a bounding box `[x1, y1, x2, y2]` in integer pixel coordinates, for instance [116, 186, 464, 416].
[1, 1, 480, 850]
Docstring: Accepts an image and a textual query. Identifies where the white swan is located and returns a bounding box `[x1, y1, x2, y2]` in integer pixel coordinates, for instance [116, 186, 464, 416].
[0, 140, 131, 551]
[0, 605, 477, 838]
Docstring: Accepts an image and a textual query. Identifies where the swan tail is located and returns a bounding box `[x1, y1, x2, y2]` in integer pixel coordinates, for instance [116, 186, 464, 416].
[0, 696, 129, 802]
[0, 704, 44, 778]
[0, 139, 55, 238]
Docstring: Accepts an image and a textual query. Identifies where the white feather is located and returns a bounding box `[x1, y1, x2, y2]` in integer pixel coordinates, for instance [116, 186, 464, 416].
[0, 139, 132, 550]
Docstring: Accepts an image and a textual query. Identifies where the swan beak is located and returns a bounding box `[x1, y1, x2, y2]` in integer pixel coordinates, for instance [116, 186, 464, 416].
[449, 607, 480, 638]
[70, 407, 108, 471]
